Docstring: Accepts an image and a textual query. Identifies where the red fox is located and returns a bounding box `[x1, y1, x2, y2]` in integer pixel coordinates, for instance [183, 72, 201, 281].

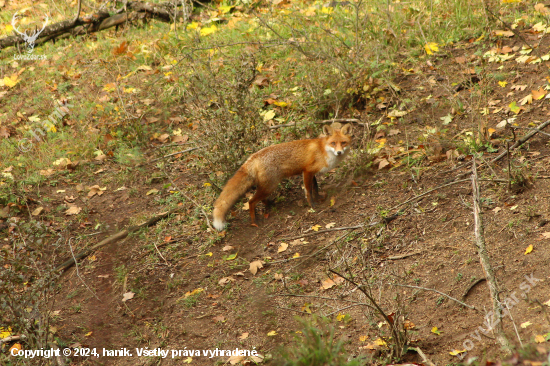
[212, 123, 353, 231]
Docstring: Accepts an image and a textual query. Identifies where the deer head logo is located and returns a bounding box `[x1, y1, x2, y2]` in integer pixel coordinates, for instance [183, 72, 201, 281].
[11, 11, 49, 54]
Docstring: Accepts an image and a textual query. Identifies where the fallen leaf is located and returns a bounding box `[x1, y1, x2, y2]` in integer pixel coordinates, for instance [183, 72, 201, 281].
[278, 242, 288, 253]
[218, 277, 235, 285]
[535, 334, 546, 343]
[520, 321, 532, 328]
[325, 222, 336, 229]
[238, 332, 249, 340]
[32, 207, 44, 216]
[122, 291, 135, 302]
[432, 326, 441, 335]
[249, 260, 264, 275]
[222, 245, 234, 251]
[65, 205, 81, 216]
[311, 225, 322, 231]
[267, 330, 277, 336]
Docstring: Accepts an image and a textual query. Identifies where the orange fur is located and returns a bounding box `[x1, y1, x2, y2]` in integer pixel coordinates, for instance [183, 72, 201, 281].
[212, 123, 352, 231]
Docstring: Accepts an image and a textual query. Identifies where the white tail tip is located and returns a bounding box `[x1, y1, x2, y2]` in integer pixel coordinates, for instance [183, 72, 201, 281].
[213, 217, 225, 231]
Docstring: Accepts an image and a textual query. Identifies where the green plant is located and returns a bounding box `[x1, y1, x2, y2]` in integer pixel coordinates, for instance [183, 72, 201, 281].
[275, 317, 366, 366]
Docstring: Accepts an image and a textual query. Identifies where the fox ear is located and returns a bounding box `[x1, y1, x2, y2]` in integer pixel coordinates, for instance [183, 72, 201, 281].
[340, 124, 353, 136]
[322, 125, 333, 136]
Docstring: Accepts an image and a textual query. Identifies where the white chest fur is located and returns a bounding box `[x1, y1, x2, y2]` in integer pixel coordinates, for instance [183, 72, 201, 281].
[320, 146, 349, 173]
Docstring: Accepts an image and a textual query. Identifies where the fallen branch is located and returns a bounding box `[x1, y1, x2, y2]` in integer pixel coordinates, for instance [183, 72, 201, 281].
[276, 224, 365, 241]
[388, 178, 507, 212]
[437, 119, 550, 178]
[1, 1, 190, 51]
[314, 118, 366, 126]
[471, 158, 512, 350]
[395, 283, 477, 310]
[55, 208, 181, 272]
[147, 146, 201, 164]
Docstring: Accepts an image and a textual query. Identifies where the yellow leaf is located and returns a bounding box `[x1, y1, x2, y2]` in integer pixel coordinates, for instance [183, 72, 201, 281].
[219, 5, 233, 14]
[424, 42, 439, 55]
[301, 303, 312, 313]
[535, 334, 546, 343]
[336, 313, 346, 321]
[267, 330, 277, 336]
[5, 24, 13, 33]
[183, 357, 192, 363]
[85, 331, 93, 337]
[0, 327, 12, 339]
[330, 197, 335, 206]
[321, 6, 334, 14]
[203, 182, 211, 187]
[3, 74, 19, 88]
[292, 252, 300, 258]
[359, 335, 369, 342]
[524, 244, 533, 254]
[273, 100, 288, 107]
[450, 349, 466, 356]
[431, 326, 441, 335]
[520, 321, 532, 328]
[205, 252, 213, 257]
[278, 242, 288, 253]
[263, 110, 276, 121]
[200, 24, 217, 36]
[187, 21, 199, 30]
[509, 101, 520, 114]
[311, 224, 322, 231]
[374, 338, 387, 347]
[498, 81, 508, 87]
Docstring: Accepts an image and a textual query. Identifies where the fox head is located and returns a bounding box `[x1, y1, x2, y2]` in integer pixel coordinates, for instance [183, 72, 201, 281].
[322, 123, 352, 156]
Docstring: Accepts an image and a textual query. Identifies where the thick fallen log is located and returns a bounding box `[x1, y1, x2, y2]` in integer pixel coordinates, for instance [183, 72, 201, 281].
[0, 1, 189, 52]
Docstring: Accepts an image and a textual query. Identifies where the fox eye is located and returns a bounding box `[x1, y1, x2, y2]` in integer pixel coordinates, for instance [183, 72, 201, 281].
[331, 142, 336, 146]
[342, 142, 347, 146]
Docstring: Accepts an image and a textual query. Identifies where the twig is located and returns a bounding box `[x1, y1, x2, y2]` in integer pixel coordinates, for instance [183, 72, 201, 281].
[507, 141, 512, 191]
[284, 231, 354, 273]
[387, 251, 422, 260]
[409, 347, 436, 366]
[462, 278, 486, 300]
[55, 208, 181, 271]
[269, 122, 296, 129]
[67, 237, 100, 300]
[471, 158, 512, 350]
[323, 304, 363, 317]
[388, 178, 507, 212]
[505, 302, 523, 348]
[395, 284, 476, 310]
[438, 119, 550, 177]
[0, 335, 26, 344]
[147, 147, 201, 164]
[314, 118, 365, 126]
[276, 225, 365, 241]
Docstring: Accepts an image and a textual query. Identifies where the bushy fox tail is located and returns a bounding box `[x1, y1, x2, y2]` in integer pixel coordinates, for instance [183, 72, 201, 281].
[213, 167, 255, 231]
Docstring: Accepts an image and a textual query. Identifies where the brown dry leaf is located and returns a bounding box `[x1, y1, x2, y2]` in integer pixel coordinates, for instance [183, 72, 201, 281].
[218, 277, 235, 285]
[535, 3, 550, 14]
[388, 129, 401, 136]
[378, 159, 390, 169]
[122, 291, 135, 302]
[88, 185, 106, 197]
[511, 84, 527, 91]
[172, 134, 189, 143]
[32, 207, 44, 216]
[222, 245, 234, 251]
[213, 315, 225, 323]
[65, 205, 82, 216]
[454, 56, 466, 64]
[64, 195, 76, 203]
[519, 94, 533, 105]
[39, 169, 54, 177]
[493, 30, 514, 37]
[94, 154, 107, 162]
[238, 332, 249, 340]
[113, 41, 128, 55]
[76, 184, 84, 192]
[278, 242, 288, 253]
[325, 222, 336, 229]
[228, 355, 245, 365]
[501, 46, 513, 53]
[249, 260, 264, 275]
[274, 273, 283, 280]
[0, 126, 10, 138]
[404, 320, 416, 330]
